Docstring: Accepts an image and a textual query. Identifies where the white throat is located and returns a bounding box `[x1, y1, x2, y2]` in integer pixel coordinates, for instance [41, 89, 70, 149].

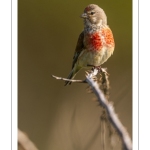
[84, 19, 104, 33]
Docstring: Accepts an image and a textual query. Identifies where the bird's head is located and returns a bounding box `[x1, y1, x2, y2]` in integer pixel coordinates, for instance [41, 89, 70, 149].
[81, 4, 107, 26]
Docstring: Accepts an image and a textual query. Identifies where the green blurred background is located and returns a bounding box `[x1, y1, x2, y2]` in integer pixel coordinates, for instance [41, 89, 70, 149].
[18, 0, 132, 150]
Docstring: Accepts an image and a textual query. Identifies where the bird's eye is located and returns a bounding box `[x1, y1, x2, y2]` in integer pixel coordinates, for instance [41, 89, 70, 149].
[90, 12, 95, 15]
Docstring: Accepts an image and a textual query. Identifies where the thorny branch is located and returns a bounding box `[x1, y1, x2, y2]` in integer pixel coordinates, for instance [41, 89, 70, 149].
[86, 69, 132, 150]
[52, 68, 132, 150]
[51, 75, 87, 83]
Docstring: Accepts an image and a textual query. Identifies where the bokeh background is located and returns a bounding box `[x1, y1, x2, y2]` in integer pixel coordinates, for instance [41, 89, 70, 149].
[18, 0, 132, 150]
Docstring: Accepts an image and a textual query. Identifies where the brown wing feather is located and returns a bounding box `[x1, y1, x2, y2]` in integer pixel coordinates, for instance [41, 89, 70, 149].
[72, 31, 84, 68]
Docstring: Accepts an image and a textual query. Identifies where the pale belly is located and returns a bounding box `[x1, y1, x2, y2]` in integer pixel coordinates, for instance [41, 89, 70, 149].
[77, 47, 113, 68]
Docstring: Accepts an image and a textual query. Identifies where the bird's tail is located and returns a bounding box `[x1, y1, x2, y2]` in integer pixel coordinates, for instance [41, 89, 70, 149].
[64, 67, 81, 86]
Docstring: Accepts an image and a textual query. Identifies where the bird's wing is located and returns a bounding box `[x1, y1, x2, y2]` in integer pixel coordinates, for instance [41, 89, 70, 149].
[72, 31, 84, 69]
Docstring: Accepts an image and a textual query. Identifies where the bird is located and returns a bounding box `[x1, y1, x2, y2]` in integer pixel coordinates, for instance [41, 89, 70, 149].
[64, 4, 115, 86]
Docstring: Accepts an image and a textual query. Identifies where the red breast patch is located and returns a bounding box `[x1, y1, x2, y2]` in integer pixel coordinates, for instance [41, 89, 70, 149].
[86, 27, 115, 51]
[101, 28, 115, 47]
[89, 32, 103, 51]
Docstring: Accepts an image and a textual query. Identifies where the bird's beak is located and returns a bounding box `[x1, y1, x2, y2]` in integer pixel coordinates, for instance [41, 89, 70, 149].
[80, 13, 87, 19]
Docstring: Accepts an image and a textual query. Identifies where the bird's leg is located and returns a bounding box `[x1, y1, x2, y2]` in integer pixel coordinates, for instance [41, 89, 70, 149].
[87, 64, 102, 73]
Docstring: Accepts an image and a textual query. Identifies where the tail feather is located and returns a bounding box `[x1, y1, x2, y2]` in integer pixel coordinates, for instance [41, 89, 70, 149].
[64, 70, 75, 86]
[64, 67, 81, 86]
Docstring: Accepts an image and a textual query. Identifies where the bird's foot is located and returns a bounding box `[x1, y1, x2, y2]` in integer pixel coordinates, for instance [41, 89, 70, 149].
[87, 64, 102, 73]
